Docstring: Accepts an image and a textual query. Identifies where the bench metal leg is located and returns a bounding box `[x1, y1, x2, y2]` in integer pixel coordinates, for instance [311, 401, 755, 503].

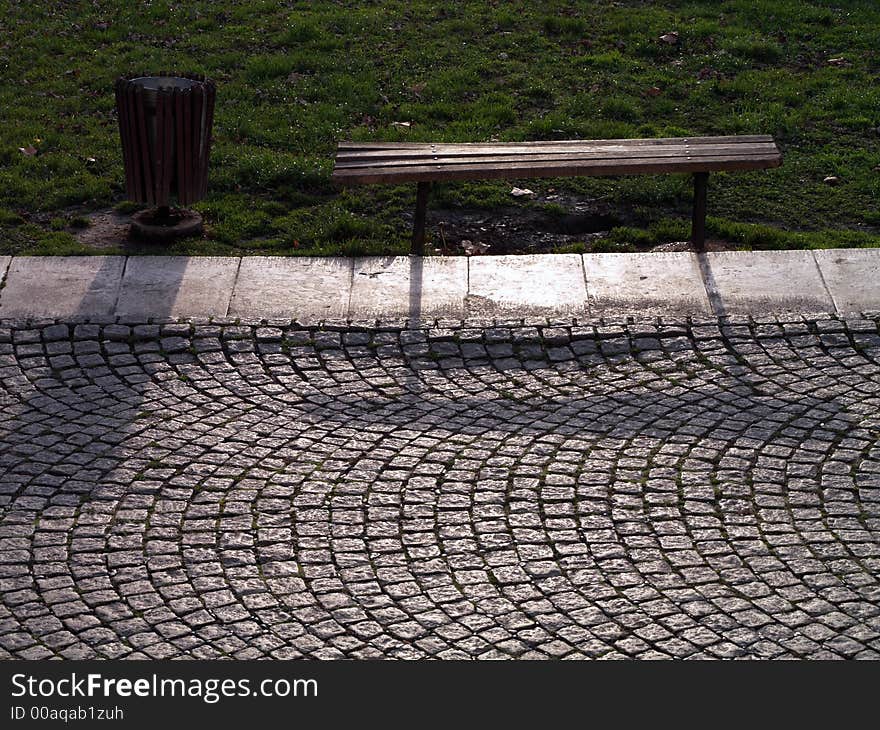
[691, 172, 709, 251]
[412, 181, 430, 256]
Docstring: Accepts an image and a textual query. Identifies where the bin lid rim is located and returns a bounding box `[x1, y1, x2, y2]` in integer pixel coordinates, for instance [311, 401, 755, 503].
[128, 76, 202, 92]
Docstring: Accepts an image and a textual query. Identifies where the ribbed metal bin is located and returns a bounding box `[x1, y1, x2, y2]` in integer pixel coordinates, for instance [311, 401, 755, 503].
[115, 73, 216, 208]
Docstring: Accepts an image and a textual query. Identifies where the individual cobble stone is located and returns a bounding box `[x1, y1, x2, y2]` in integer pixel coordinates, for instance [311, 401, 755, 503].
[0, 315, 878, 659]
[41, 324, 70, 342]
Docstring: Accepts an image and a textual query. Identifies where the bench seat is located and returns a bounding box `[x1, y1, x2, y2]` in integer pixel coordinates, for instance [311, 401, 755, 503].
[331, 135, 782, 252]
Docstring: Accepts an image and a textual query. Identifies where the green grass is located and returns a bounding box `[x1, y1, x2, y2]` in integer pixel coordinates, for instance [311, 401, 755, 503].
[1, 0, 879, 254]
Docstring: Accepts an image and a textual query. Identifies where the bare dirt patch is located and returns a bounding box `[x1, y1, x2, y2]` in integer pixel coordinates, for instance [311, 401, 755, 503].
[424, 193, 735, 255]
[73, 210, 134, 249]
[426, 194, 623, 255]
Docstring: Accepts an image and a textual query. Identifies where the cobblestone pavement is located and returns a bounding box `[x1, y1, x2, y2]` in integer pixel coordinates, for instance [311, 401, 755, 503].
[1, 314, 880, 660]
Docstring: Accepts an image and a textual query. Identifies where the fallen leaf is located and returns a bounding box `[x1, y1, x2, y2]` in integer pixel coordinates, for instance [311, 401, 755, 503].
[461, 239, 490, 255]
[510, 187, 534, 197]
[659, 31, 679, 45]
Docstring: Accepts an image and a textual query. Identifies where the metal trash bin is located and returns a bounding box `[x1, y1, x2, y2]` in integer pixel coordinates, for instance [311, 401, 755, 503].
[115, 72, 216, 239]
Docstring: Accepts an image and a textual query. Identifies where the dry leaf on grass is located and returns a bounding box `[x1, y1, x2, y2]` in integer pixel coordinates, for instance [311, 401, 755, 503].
[461, 239, 490, 255]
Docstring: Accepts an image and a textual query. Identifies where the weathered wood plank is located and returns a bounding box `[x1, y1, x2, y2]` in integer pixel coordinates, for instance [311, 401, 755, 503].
[191, 86, 204, 206]
[181, 89, 193, 205]
[175, 88, 186, 204]
[336, 142, 779, 161]
[335, 145, 781, 170]
[133, 85, 154, 205]
[336, 142, 780, 164]
[125, 86, 144, 201]
[332, 153, 781, 185]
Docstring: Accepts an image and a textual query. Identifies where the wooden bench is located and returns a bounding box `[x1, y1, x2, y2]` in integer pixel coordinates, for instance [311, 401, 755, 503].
[331, 135, 782, 254]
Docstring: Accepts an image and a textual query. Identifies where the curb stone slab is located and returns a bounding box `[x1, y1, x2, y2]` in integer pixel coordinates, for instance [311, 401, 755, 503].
[467, 254, 587, 316]
[349, 256, 468, 320]
[115, 256, 240, 318]
[813, 248, 880, 315]
[700, 250, 835, 315]
[228, 256, 352, 321]
[0, 256, 125, 318]
[0, 256, 12, 302]
[0, 249, 877, 323]
[583, 252, 712, 316]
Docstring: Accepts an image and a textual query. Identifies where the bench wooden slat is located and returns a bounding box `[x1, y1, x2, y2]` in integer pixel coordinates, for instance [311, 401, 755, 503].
[333, 153, 781, 185]
[335, 144, 781, 170]
[332, 135, 782, 184]
[336, 141, 780, 163]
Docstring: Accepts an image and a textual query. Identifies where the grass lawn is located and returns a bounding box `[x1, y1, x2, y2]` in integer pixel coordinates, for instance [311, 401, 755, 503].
[1, 0, 879, 256]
